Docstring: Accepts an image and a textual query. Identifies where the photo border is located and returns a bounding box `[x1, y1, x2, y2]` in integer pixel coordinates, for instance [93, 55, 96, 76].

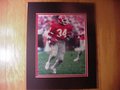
[27, 2, 97, 89]
[35, 13, 88, 78]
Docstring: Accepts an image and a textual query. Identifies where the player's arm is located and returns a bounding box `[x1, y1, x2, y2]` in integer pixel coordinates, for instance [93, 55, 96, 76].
[48, 25, 58, 45]
[48, 23, 57, 37]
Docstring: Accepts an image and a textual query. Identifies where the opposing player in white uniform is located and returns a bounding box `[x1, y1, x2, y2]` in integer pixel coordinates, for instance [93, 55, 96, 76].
[45, 15, 73, 73]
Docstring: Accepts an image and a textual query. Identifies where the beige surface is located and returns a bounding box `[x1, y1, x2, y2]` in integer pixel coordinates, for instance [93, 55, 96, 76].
[0, 0, 120, 90]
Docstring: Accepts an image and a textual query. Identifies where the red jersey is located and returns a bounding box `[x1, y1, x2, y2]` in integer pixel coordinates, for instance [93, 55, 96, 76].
[48, 22, 73, 41]
[79, 34, 85, 40]
[74, 33, 85, 41]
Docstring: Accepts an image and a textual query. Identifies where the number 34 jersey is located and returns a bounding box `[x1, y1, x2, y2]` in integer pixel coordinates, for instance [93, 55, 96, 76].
[48, 23, 73, 41]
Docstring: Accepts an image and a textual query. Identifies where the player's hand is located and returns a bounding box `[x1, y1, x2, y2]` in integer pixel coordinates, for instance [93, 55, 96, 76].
[49, 41, 56, 46]
[48, 38, 57, 46]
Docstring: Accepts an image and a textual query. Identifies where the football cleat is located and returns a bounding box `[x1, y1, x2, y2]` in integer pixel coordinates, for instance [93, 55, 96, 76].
[45, 62, 50, 70]
[74, 57, 79, 62]
[50, 66, 56, 74]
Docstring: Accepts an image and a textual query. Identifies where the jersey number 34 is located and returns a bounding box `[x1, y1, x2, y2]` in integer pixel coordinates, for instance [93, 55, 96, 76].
[57, 29, 67, 38]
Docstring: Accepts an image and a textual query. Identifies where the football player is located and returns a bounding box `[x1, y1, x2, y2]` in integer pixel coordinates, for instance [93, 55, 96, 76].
[45, 15, 73, 74]
[74, 27, 85, 62]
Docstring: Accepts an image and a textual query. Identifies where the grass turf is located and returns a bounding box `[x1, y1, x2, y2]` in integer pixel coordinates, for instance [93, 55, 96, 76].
[38, 51, 85, 75]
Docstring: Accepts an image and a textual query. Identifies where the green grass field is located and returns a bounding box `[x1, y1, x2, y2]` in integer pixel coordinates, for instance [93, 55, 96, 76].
[38, 51, 85, 75]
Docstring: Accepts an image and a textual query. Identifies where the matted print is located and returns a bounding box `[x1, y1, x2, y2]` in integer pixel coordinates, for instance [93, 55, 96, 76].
[27, 2, 97, 89]
[35, 13, 88, 78]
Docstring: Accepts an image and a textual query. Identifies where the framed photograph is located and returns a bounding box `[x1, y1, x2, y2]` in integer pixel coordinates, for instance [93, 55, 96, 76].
[36, 13, 88, 78]
[27, 2, 97, 89]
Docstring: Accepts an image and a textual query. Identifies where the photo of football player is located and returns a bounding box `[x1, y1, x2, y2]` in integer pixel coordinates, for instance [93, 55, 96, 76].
[45, 15, 73, 73]
[36, 14, 87, 77]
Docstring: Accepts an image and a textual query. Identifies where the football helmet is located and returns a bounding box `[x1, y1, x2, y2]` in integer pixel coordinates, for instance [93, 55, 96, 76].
[58, 15, 69, 25]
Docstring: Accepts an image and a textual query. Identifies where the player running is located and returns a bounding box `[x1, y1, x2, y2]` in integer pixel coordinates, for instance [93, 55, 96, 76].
[45, 15, 73, 74]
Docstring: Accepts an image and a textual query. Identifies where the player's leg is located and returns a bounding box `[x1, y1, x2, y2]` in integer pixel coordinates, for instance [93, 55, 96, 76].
[50, 59, 63, 74]
[50, 41, 65, 73]
[80, 39, 85, 51]
[74, 50, 82, 62]
[74, 40, 82, 62]
[45, 44, 58, 70]
[74, 39, 85, 62]
[45, 54, 54, 70]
